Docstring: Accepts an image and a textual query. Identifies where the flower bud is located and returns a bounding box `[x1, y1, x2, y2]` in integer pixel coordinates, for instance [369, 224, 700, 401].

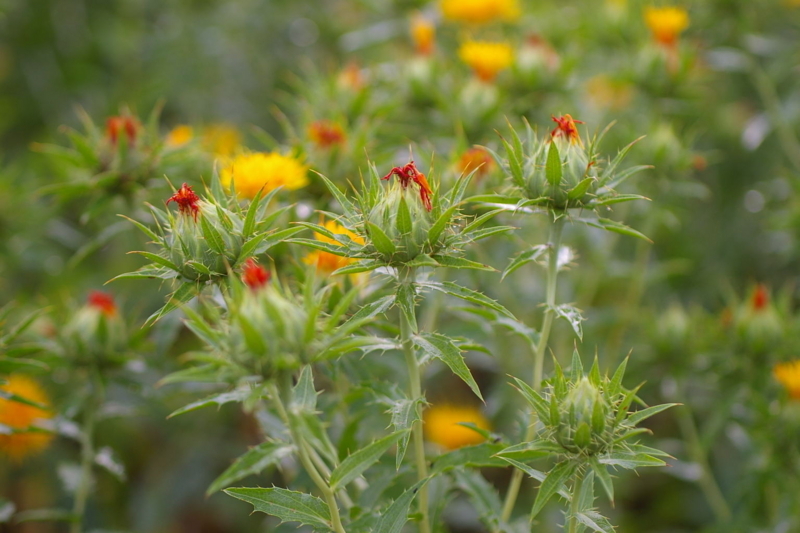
[63, 291, 127, 365]
[736, 284, 783, 353]
[556, 378, 610, 454]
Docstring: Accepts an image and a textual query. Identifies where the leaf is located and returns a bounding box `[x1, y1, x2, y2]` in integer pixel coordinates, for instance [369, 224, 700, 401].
[291, 366, 317, 413]
[431, 442, 508, 475]
[207, 443, 294, 495]
[385, 397, 418, 469]
[13, 509, 77, 523]
[552, 304, 585, 340]
[579, 217, 651, 242]
[200, 215, 227, 255]
[430, 255, 495, 272]
[568, 177, 595, 200]
[395, 283, 417, 331]
[495, 440, 562, 462]
[530, 460, 577, 520]
[144, 282, 198, 326]
[373, 480, 427, 533]
[509, 377, 549, 422]
[626, 403, 678, 426]
[575, 511, 615, 533]
[453, 469, 503, 531]
[396, 196, 413, 235]
[414, 333, 483, 401]
[428, 204, 459, 244]
[224, 487, 330, 529]
[418, 281, 515, 320]
[597, 451, 666, 469]
[366, 222, 396, 256]
[128, 251, 180, 272]
[499, 458, 572, 501]
[545, 142, 562, 186]
[167, 388, 251, 418]
[118, 214, 161, 243]
[0, 356, 48, 374]
[0, 390, 47, 409]
[329, 430, 407, 490]
[242, 189, 263, 238]
[590, 457, 614, 504]
[330, 260, 384, 276]
[502, 245, 548, 280]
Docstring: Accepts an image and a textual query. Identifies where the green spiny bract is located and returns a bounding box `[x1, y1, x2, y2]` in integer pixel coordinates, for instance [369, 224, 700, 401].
[290, 159, 513, 275]
[112, 176, 303, 325]
[484, 117, 653, 240]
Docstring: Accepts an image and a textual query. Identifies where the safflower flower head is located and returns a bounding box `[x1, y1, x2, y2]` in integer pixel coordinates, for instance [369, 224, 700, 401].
[645, 6, 689, 47]
[0, 376, 54, 461]
[166, 182, 201, 221]
[242, 258, 271, 290]
[381, 160, 434, 211]
[303, 219, 365, 275]
[308, 120, 346, 149]
[165, 125, 194, 148]
[774, 361, 800, 400]
[440, 0, 520, 24]
[87, 290, 118, 317]
[220, 152, 309, 199]
[424, 404, 490, 450]
[106, 114, 140, 146]
[410, 12, 436, 55]
[458, 147, 494, 179]
[458, 40, 514, 82]
[202, 123, 242, 157]
[551, 114, 584, 146]
[751, 283, 769, 311]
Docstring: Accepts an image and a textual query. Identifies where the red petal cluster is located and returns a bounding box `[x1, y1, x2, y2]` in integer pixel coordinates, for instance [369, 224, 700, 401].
[381, 160, 433, 212]
[106, 115, 140, 146]
[242, 259, 271, 290]
[166, 183, 201, 221]
[550, 114, 584, 144]
[87, 291, 117, 317]
[752, 284, 769, 311]
[308, 120, 346, 148]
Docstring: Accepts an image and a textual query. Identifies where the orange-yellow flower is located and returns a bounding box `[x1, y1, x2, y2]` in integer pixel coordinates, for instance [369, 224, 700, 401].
[106, 115, 140, 146]
[202, 124, 242, 157]
[645, 6, 689, 47]
[551, 114, 584, 145]
[774, 361, 800, 400]
[458, 40, 514, 82]
[410, 12, 436, 55]
[220, 152, 309, 199]
[458, 147, 494, 179]
[440, 0, 520, 24]
[0, 376, 54, 461]
[165, 125, 194, 148]
[303, 220, 365, 275]
[424, 404, 490, 450]
[308, 120, 346, 149]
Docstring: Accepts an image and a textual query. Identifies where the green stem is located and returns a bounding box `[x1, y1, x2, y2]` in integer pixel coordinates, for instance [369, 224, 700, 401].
[677, 406, 731, 523]
[71, 368, 103, 533]
[399, 266, 431, 533]
[270, 381, 347, 533]
[499, 215, 565, 526]
[566, 469, 585, 533]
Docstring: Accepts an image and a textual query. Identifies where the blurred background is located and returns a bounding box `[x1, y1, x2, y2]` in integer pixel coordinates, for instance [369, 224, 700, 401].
[1, 0, 800, 531]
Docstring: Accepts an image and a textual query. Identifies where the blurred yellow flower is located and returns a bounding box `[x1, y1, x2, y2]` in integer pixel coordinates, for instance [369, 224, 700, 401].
[424, 404, 490, 450]
[165, 125, 194, 148]
[220, 152, 308, 199]
[411, 12, 436, 56]
[202, 123, 242, 157]
[774, 361, 800, 400]
[0, 375, 54, 461]
[645, 6, 689, 47]
[458, 147, 494, 180]
[303, 219, 364, 275]
[459, 40, 514, 82]
[441, 0, 520, 24]
[308, 120, 346, 149]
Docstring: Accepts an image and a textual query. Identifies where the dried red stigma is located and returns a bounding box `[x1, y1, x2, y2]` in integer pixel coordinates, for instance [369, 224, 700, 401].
[88, 291, 117, 317]
[308, 120, 346, 148]
[381, 160, 433, 212]
[106, 115, 139, 146]
[551, 114, 584, 145]
[166, 183, 201, 220]
[752, 284, 769, 311]
[242, 258, 270, 290]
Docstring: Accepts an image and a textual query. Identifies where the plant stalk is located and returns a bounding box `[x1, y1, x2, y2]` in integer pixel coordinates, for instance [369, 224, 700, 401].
[566, 469, 585, 533]
[270, 381, 347, 533]
[499, 215, 565, 526]
[71, 368, 104, 533]
[399, 266, 431, 533]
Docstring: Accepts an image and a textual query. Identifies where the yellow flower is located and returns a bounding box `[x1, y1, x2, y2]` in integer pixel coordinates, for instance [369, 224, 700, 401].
[459, 40, 514, 82]
[220, 152, 309, 199]
[202, 123, 242, 157]
[303, 219, 365, 275]
[0, 375, 54, 461]
[410, 12, 436, 56]
[165, 125, 194, 148]
[424, 404, 490, 450]
[585, 75, 634, 111]
[774, 361, 800, 400]
[645, 6, 689, 47]
[440, 0, 520, 24]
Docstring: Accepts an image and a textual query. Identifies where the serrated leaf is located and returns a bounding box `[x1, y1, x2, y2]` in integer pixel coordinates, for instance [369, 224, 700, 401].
[329, 430, 407, 489]
[129, 251, 180, 272]
[430, 255, 495, 271]
[396, 196, 413, 235]
[167, 388, 251, 418]
[568, 177, 595, 200]
[576, 511, 615, 533]
[428, 204, 459, 244]
[590, 457, 614, 504]
[431, 442, 507, 475]
[495, 440, 562, 462]
[395, 283, 417, 331]
[118, 214, 161, 243]
[509, 377, 549, 422]
[531, 460, 577, 520]
[374, 480, 427, 533]
[242, 190, 263, 237]
[224, 487, 330, 529]
[366, 222, 396, 256]
[502, 245, 548, 280]
[0, 357, 48, 374]
[500, 136, 525, 189]
[597, 451, 666, 469]
[545, 142, 562, 186]
[580, 218, 651, 242]
[385, 397, 417, 469]
[207, 442, 293, 495]
[453, 469, 503, 531]
[330, 260, 383, 276]
[553, 304, 585, 340]
[200, 215, 227, 255]
[145, 282, 198, 326]
[291, 366, 317, 413]
[626, 403, 678, 426]
[414, 333, 483, 401]
[418, 281, 515, 320]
